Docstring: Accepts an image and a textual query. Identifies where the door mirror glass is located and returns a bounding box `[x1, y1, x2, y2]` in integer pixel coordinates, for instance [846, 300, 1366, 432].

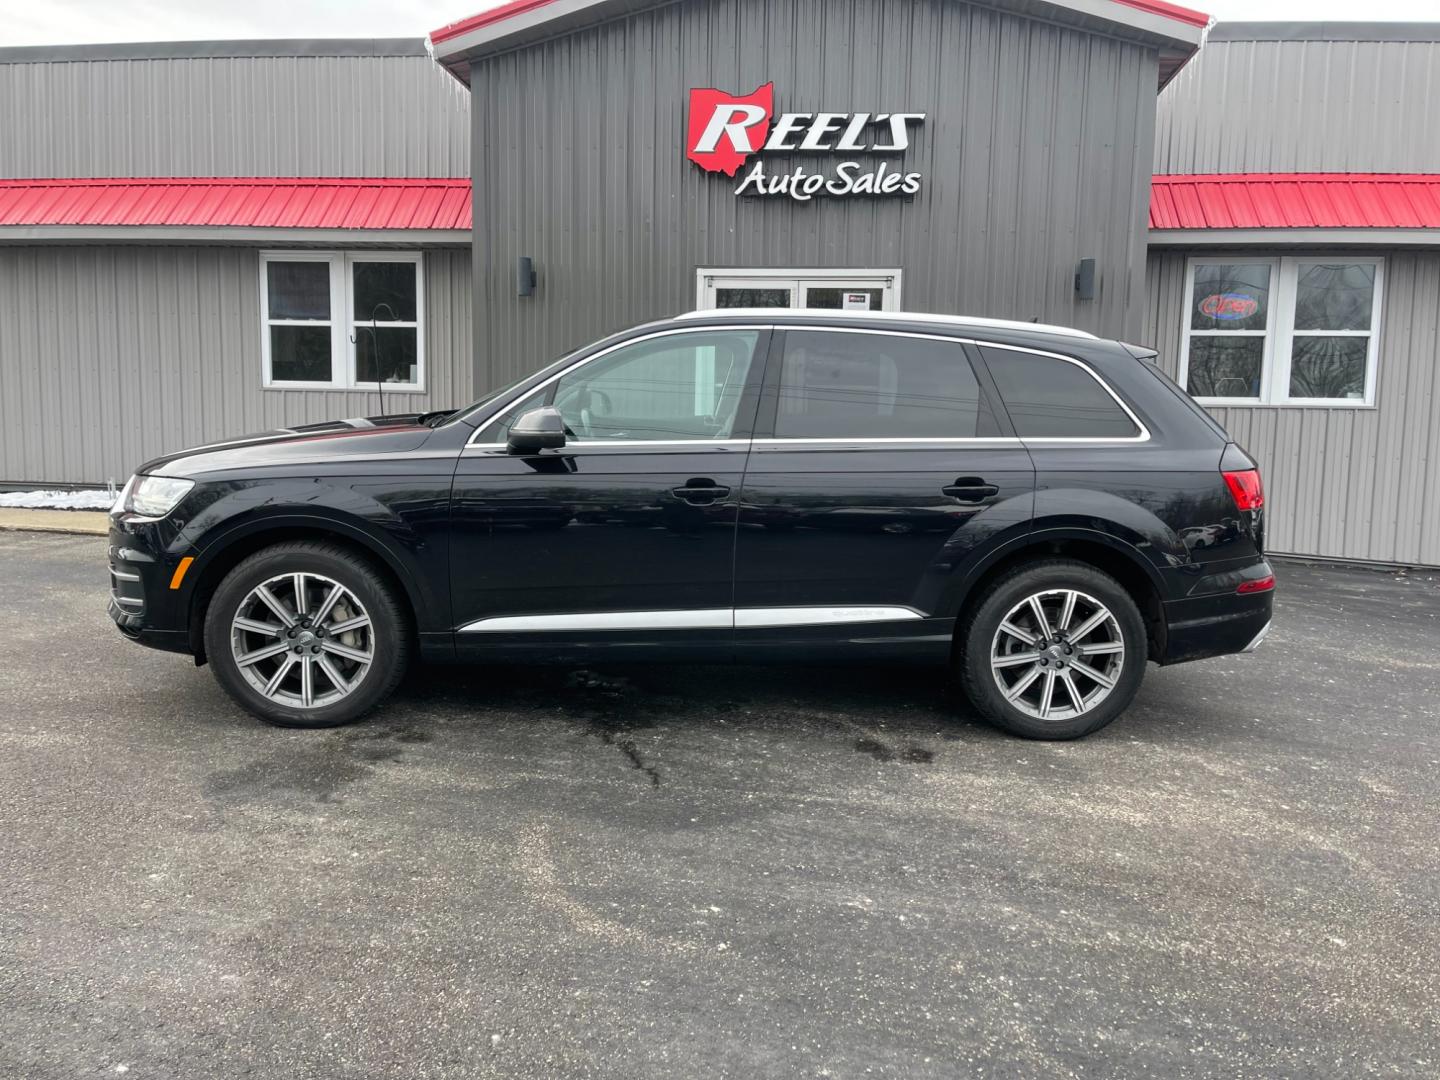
[507, 406, 567, 454]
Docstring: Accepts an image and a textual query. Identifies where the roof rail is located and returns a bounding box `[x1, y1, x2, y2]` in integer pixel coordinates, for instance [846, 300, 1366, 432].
[671, 308, 1098, 340]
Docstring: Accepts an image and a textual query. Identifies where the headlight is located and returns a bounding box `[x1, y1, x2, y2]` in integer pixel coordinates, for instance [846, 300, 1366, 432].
[111, 475, 135, 515]
[125, 475, 195, 518]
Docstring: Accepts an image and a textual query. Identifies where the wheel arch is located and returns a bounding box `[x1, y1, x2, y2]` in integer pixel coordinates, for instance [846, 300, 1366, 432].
[950, 529, 1168, 662]
[184, 515, 426, 662]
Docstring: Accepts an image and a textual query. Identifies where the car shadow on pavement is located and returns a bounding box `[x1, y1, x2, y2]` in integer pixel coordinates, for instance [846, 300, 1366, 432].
[387, 660, 996, 787]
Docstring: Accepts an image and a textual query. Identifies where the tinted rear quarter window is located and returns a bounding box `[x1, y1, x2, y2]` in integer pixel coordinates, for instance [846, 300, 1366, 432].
[981, 346, 1140, 438]
[777, 331, 1000, 438]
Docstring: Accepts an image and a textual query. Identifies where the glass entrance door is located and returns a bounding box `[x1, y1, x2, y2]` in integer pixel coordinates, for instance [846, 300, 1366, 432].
[799, 283, 887, 311]
[698, 270, 901, 312]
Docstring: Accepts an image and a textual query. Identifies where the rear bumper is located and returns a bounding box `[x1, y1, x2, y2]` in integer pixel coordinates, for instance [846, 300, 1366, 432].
[1242, 619, 1272, 653]
[1161, 561, 1275, 665]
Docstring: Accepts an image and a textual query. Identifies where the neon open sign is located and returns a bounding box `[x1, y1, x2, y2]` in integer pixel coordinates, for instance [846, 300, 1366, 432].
[1199, 293, 1259, 320]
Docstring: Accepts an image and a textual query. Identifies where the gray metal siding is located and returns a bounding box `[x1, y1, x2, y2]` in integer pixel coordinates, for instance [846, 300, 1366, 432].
[1154, 36, 1440, 174]
[469, 0, 1160, 392]
[0, 54, 470, 179]
[0, 246, 473, 486]
[1143, 249, 1440, 567]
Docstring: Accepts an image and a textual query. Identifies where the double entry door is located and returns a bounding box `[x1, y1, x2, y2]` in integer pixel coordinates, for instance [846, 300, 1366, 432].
[448, 324, 1034, 660]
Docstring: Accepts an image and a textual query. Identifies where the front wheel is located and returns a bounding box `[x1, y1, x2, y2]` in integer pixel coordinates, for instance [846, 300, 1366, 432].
[203, 541, 411, 728]
[958, 559, 1147, 740]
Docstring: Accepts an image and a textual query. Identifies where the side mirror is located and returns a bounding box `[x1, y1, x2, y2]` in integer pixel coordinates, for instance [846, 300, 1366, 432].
[507, 406, 567, 454]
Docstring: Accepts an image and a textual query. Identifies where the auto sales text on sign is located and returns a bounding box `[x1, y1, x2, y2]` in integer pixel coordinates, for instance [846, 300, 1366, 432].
[687, 82, 925, 201]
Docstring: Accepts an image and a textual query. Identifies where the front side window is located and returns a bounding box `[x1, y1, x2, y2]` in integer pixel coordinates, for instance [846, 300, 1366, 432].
[775, 331, 999, 439]
[981, 347, 1141, 439]
[549, 331, 760, 441]
[1179, 257, 1382, 406]
[261, 252, 424, 390]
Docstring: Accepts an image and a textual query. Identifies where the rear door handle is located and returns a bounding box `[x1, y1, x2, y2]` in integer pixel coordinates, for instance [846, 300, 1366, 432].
[941, 477, 1000, 502]
[672, 479, 731, 504]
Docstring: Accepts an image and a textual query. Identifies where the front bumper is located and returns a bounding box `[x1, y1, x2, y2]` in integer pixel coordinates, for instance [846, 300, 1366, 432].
[107, 520, 195, 655]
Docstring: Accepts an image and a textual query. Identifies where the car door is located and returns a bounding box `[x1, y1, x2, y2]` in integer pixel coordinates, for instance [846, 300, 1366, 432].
[449, 326, 769, 659]
[731, 326, 1036, 659]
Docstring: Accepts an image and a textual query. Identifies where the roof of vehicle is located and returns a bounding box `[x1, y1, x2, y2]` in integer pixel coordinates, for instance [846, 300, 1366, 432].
[670, 308, 1099, 341]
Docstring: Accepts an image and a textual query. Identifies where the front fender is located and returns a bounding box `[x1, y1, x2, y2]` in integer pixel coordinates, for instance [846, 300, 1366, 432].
[177, 477, 447, 632]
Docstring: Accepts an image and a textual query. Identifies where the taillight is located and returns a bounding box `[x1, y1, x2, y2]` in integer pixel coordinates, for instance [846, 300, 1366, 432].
[1237, 574, 1275, 594]
[1223, 469, 1265, 511]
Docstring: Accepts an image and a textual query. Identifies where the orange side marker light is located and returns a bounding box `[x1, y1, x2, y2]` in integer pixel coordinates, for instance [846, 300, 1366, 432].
[169, 556, 196, 590]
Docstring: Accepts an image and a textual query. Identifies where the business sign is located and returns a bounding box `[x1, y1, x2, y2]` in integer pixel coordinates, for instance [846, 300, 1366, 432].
[686, 82, 924, 201]
[1199, 293, 1260, 320]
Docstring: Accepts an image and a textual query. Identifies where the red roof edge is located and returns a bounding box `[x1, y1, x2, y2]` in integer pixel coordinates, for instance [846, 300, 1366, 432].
[1152, 173, 1440, 185]
[430, 0, 1209, 49]
[0, 177, 474, 231]
[1111, 0, 1210, 29]
[430, 0, 561, 46]
[1149, 173, 1440, 231]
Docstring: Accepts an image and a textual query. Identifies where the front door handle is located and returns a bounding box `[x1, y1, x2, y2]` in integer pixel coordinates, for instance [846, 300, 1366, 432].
[941, 477, 1000, 502]
[672, 479, 731, 504]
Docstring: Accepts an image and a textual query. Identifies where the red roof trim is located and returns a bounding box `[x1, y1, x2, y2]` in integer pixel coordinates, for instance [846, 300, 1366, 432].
[1151, 173, 1440, 230]
[1111, 0, 1209, 29]
[0, 177, 473, 231]
[429, 0, 1209, 49]
[429, 0, 561, 46]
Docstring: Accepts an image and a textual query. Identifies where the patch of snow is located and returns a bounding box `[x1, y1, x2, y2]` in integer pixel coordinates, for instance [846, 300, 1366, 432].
[0, 489, 115, 511]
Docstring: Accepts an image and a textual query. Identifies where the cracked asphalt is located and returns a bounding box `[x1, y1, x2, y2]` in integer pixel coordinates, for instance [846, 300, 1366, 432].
[1, 531, 1437, 1079]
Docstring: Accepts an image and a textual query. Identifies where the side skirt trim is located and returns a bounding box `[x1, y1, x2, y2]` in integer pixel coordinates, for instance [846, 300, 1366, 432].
[457, 606, 924, 633]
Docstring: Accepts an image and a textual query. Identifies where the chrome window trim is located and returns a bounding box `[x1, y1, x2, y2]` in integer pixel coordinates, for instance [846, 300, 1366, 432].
[463, 438, 751, 452]
[752, 437, 1023, 449]
[767, 327, 1150, 446]
[463, 325, 773, 448]
[458, 605, 925, 634]
[463, 324, 1150, 449]
[976, 341, 1152, 444]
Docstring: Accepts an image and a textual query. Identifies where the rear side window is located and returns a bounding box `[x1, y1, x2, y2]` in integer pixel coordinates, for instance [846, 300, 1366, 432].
[981, 347, 1140, 439]
[776, 331, 1000, 438]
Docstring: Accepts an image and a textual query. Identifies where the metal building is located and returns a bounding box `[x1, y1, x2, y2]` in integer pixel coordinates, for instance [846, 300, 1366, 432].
[2, 5, 1438, 568]
[431, 0, 1203, 390]
[0, 39, 474, 486]
[1146, 22, 1440, 566]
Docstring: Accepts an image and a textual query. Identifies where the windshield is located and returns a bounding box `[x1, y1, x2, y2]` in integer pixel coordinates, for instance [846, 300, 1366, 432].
[439, 341, 595, 428]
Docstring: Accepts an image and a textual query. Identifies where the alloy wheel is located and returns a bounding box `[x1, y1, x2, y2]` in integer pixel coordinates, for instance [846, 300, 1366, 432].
[989, 588, 1125, 721]
[229, 572, 374, 709]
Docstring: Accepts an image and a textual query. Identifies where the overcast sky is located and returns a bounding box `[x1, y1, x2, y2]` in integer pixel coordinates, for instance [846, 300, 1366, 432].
[0, 0, 1435, 47]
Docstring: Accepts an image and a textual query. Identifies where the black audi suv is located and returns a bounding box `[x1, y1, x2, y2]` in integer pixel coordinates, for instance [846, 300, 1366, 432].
[108, 310, 1273, 739]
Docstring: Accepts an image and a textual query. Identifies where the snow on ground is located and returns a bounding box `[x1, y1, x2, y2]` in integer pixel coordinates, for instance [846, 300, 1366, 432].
[0, 489, 114, 511]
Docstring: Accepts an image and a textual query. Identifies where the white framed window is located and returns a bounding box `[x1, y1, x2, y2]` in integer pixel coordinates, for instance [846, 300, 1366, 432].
[696, 267, 902, 311]
[261, 251, 425, 391]
[1178, 256, 1383, 407]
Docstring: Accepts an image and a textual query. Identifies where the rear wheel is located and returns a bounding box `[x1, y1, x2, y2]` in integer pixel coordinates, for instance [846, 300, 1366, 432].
[959, 559, 1147, 739]
[203, 541, 410, 728]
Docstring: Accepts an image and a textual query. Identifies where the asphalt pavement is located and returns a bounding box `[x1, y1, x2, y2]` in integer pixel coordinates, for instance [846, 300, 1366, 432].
[1, 531, 1437, 1079]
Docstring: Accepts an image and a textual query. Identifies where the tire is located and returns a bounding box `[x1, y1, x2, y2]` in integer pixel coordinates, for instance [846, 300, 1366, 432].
[958, 559, 1147, 740]
[203, 540, 411, 728]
